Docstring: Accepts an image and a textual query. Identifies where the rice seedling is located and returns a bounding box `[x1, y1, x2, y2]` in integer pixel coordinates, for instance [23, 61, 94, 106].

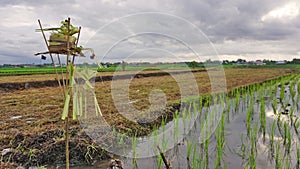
[246, 98, 254, 135]
[297, 147, 300, 169]
[28, 148, 37, 162]
[289, 105, 295, 127]
[234, 91, 240, 112]
[117, 132, 126, 146]
[285, 124, 292, 155]
[182, 107, 187, 131]
[191, 146, 198, 169]
[283, 122, 288, 146]
[186, 141, 193, 161]
[204, 136, 210, 168]
[271, 91, 278, 115]
[173, 109, 179, 143]
[238, 135, 247, 160]
[277, 113, 284, 138]
[284, 156, 291, 169]
[275, 142, 283, 169]
[132, 135, 138, 167]
[84, 144, 99, 163]
[297, 80, 300, 98]
[225, 96, 231, 123]
[193, 101, 198, 118]
[290, 81, 296, 102]
[279, 80, 285, 103]
[248, 124, 258, 169]
[198, 96, 203, 118]
[157, 155, 163, 169]
[294, 117, 300, 140]
[269, 121, 276, 158]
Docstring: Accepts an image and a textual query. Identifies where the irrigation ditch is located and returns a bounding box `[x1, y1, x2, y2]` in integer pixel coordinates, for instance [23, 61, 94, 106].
[0, 69, 208, 91]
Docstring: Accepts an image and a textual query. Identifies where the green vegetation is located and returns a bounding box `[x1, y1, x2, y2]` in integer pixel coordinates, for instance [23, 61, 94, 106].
[0, 67, 67, 75]
[1, 62, 299, 75]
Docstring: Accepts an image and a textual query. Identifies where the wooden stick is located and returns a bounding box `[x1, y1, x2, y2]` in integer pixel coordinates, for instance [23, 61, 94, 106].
[35, 51, 79, 56]
[72, 26, 81, 64]
[65, 17, 71, 169]
[38, 19, 64, 96]
[65, 18, 71, 88]
[57, 54, 66, 94]
[157, 146, 170, 169]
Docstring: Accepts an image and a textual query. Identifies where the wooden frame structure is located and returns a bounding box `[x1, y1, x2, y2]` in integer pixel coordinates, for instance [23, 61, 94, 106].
[35, 18, 82, 95]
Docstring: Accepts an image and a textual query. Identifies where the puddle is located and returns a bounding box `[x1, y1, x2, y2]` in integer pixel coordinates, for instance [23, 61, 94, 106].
[25, 117, 35, 123]
[10, 115, 22, 120]
[119, 78, 299, 169]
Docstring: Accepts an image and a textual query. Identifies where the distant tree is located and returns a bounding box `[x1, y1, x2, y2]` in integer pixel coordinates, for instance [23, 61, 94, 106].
[237, 58, 246, 63]
[188, 61, 198, 69]
[291, 58, 300, 64]
[222, 60, 230, 65]
[121, 61, 126, 71]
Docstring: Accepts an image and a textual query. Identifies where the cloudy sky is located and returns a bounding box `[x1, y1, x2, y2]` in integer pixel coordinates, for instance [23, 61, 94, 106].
[0, 0, 299, 64]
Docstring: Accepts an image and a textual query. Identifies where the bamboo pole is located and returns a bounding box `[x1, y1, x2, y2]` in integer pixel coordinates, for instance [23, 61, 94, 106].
[72, 26, 81, 64]
[65, 17, 71, 169]
[57, 54, 66, 94]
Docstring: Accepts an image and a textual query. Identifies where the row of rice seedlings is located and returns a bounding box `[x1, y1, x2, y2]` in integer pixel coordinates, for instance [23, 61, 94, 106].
[246, 97, 255, 135]
[214, 109, 226, 169]
[240, 73, 300, 168]
[192, 146, 205, 168]
[283, 122, 292, 155]
[176, 73, 297, 168]
[269, 121, 277, 158]
[259, 91, 267, 142]
[234, 91, 241, 112]
[250, 124, 258, 169]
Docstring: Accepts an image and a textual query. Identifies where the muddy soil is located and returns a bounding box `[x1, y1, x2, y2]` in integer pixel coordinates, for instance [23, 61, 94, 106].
[1, 128, 110, 168]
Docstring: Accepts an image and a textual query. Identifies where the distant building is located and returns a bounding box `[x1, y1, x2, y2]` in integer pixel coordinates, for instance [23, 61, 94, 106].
[255, 60, 266, 65]
[276, 61, 287, 65]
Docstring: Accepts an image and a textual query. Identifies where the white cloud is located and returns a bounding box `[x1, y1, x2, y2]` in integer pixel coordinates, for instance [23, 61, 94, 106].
[261, 2, 300, 22]
[0, 5, 37, 27]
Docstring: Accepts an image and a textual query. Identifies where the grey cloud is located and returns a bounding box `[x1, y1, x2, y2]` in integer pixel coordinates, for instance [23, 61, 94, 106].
[0, 0, 299, 64]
